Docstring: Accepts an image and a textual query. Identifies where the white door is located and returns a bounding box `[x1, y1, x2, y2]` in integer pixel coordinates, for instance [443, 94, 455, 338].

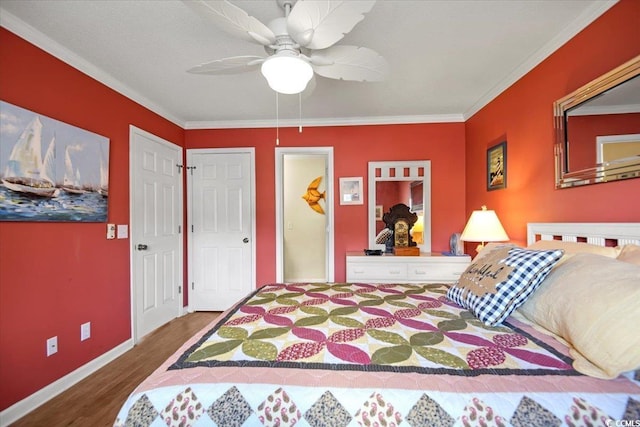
[130, 126, 183, 341]
[187, 148, 255, 311]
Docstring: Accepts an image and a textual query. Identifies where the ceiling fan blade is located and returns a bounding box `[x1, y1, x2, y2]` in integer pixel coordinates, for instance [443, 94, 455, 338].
[310, 45, 388, 82]
[187, 55, 265, 75]
[287, 0, 376, 50]
[183, 0, 276, 46]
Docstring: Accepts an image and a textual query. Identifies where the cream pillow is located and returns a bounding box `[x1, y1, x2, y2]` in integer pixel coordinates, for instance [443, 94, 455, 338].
[617, 244, 640, 265]
[527, 239, 620, 258]
[519, 253, 640, 379]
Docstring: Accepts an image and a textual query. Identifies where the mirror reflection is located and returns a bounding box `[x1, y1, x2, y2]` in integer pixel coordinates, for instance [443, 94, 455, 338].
[368, 161, 431, 253]
[555, 55, 640, 188]
[375, 181, 423, 236]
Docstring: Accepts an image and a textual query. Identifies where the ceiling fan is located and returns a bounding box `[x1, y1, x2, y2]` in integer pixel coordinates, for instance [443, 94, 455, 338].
[184, 0, 389, 94]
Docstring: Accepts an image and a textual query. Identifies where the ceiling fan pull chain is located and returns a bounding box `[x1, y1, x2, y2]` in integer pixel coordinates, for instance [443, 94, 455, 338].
[276, 92, 280, 146]
[299, 92, 303, 133]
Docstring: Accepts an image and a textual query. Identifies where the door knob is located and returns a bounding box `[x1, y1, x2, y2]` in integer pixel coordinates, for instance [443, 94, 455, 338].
[243, 238, 249, 243]
[137, 244, 148, 250]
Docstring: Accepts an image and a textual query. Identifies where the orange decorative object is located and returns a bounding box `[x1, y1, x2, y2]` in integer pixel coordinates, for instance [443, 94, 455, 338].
[302, 176, 326, 214]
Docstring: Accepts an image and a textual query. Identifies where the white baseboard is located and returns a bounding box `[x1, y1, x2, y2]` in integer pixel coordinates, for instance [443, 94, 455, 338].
[0, 338, 134, 426]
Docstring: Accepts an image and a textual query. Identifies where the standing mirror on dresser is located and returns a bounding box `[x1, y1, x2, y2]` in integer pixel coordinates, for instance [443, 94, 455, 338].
[368, 161, 431, 253]
[554, 54, 640, 188]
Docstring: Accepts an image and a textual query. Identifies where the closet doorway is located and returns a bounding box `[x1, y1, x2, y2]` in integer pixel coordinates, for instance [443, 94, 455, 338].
[276, 147, 334, 283]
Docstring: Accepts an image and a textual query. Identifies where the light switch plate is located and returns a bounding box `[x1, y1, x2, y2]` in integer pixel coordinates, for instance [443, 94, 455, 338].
[117, 224, 128, 239]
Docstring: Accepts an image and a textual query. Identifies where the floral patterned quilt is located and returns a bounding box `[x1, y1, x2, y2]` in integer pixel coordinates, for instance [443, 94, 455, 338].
[115, 283, 640, 427]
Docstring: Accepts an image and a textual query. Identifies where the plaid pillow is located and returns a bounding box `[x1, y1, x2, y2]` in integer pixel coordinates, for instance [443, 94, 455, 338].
[447, 246, 564, 326]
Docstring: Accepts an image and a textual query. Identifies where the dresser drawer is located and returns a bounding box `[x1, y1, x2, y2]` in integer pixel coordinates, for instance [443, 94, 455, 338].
[347, 262, 408, 281]
[408, 264, 466, 283]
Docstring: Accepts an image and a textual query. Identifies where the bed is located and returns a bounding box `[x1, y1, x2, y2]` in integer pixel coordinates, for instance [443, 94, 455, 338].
[115, 223, 640, 427]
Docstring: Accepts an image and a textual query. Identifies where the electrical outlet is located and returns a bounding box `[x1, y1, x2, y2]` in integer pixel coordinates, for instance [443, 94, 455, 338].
[46, 336, 58, 356]
[106, 223, 116, 240]
[81, 322, 91, 341]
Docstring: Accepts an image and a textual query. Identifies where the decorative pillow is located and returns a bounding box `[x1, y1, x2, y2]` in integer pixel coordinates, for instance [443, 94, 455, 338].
[518, 253, 640, 379]
[447, 246, 564, 326]
[617, 244, 640, 265]
[470, 242, 517, 263]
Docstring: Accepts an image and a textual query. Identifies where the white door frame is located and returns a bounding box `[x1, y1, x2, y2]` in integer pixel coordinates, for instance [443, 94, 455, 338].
[275, 147, 334, 282]
[129, 125, 184, 343]
[186, 147, 256, 312]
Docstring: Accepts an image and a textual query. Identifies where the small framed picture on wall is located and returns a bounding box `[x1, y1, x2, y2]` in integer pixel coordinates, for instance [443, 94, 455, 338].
[487, 141, 507, 191]
[339, 177, 363, 205]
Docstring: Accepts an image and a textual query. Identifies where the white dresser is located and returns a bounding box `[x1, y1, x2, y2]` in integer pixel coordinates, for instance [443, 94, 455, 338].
[346, 252, 471, 284]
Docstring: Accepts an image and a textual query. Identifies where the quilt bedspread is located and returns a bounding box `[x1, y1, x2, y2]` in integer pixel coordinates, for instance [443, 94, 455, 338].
[115, 283, 640, 427]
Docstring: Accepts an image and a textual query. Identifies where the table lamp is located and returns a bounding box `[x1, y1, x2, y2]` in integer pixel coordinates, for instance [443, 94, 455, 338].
[460, 205, 509, 253]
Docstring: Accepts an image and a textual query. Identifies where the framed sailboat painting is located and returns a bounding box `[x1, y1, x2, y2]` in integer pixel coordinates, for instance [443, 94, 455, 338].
[0, 100, 109, 222]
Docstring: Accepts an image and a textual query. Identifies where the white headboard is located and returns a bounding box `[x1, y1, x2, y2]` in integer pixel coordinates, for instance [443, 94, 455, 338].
[527, 223, 640, 247]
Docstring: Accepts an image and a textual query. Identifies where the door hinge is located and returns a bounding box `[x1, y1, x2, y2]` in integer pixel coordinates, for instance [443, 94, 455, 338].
[178, 285, 182, 294]
[191, 224, 194, 232]
[178, 225, 181, 234]
[191, 282, 195, 290]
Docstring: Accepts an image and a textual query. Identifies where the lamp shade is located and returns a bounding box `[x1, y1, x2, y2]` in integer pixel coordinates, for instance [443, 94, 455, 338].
[460, 206, 508, 243]
[261, 53, 313, 95]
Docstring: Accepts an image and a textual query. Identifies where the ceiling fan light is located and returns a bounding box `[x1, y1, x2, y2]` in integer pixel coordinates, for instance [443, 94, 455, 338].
[261, 54, 313, 95]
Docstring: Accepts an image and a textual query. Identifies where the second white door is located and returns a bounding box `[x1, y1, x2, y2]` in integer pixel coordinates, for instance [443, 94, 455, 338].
[130, 126, 183, 341]
[188, 149, 255, 311]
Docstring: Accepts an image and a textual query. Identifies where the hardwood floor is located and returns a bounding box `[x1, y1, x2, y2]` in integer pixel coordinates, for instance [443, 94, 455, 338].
[11, 312, 220, 427]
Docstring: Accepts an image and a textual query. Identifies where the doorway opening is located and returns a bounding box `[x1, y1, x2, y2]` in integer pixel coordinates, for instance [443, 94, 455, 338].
[275, 147, 334, 283]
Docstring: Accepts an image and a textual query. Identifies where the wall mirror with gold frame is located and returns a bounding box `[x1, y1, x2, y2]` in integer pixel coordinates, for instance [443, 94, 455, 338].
[554, 55, 640, 188]
[368, 161, 431, 252]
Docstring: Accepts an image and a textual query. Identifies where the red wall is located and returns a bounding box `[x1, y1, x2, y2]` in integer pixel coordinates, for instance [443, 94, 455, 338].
[465, 0, 640, 248]
[0, 29, 184, 410]
[185, 123, 467, 285]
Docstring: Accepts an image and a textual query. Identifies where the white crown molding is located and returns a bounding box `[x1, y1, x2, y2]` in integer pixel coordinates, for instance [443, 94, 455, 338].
[184, 113, 464, 129]
[463, 0, 618, 120]
[0, 9, 185, 128]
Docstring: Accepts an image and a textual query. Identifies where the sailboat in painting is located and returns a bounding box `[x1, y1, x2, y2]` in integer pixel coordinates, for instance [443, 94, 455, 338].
[62, 146, 87, 194]
[98, 157, 108, 197]
[1, 116, 59, 198]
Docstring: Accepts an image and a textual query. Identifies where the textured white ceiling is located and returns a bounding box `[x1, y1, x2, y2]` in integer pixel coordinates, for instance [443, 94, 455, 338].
[0, 0, 617, 128]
